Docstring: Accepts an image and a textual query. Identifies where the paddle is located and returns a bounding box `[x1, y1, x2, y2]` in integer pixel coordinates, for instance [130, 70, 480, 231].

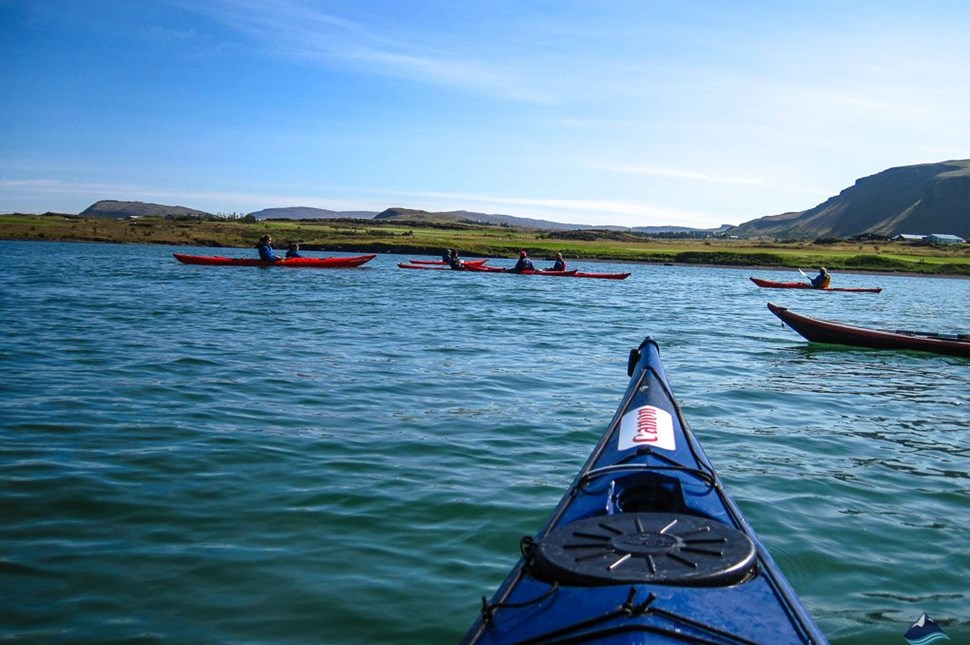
[798, 268, 813, 284]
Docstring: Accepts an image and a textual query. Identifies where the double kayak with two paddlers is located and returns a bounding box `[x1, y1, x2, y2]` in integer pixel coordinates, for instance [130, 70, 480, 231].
[398, 259, 490, 271]
[750, 277, 882, 293]
[173, 253, 376, 268]
[461, 263, 631, 280]
[462, 337, 827, 644]
[397, 262, 630, 279]
[407, 258, 489, 266]
[768, 302, 970, 358]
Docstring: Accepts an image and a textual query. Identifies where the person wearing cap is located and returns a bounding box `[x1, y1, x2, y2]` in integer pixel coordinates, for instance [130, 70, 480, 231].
[548, 252, 566, 272]
[285, 242, 303, 259]
[810, 267, 831, 289]
[510, 250, 535, 273]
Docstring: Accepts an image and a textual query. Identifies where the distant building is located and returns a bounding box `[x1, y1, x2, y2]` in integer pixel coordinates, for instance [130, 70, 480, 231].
[928, 233, 965, 244]
[892, 233, 926, 241]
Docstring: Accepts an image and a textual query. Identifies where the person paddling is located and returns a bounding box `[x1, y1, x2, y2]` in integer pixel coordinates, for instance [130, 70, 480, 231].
[548, 252, 566, 272]
[285, 242, 303, 259]
[510, 250, 535, 273]
[810, 266, 831, 289]
[257, 235, 283, 262]
[442, 249, 452, 262]
[448, 249, 465, 270]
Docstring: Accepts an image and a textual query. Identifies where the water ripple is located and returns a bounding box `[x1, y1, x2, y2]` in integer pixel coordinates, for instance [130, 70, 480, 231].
[1, 242, 968, 643]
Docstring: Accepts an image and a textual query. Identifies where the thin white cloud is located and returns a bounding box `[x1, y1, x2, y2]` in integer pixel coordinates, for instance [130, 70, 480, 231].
[591, 164, 763, 185]
[184, 0, 553, 102]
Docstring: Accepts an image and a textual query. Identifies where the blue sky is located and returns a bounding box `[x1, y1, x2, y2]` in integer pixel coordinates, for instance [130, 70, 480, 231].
[2, 0, 969, 228]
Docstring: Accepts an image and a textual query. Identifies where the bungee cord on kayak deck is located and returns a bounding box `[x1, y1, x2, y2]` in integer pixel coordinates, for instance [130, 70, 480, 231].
[481, 585, 766, 645]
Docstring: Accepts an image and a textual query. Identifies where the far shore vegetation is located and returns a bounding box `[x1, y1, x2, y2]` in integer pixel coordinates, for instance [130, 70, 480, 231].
[2, 212, 968, 276]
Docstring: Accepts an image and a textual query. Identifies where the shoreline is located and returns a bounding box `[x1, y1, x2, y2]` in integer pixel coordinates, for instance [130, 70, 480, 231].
[1, 216, 967, 278]
[5, 237, 966, 280]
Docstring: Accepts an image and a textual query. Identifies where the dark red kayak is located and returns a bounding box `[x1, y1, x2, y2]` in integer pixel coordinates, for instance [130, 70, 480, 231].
[767, 302, 970, 357]
[174, 253, 376, 268]
[750, 277, 881, 293]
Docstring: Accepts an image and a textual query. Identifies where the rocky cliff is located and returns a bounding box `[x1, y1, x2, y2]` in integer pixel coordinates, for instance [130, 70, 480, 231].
[730, 160, 970, 239]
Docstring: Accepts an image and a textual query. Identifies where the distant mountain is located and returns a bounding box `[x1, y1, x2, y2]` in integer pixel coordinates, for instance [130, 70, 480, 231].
[729, 160, 970, 239]
[372, 207, 591, 230]
[254, 206, 726, 233]
[249, 206, 378, 220]
[80, 200, 213, 218]
[74, 200, 721, 234]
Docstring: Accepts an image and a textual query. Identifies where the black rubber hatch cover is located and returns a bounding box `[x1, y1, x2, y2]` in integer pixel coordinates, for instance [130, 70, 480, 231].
[532, 512, 757, 587]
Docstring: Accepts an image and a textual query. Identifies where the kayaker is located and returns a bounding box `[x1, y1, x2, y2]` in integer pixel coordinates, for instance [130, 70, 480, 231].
[448, 249, 465, 270]
[548, 252, 566, 272]
[442, 249, 452, 262]
[810, 266, 831, 289]
[285, 243, 303, 259]
[510, 250, 535, 273]
[256, 235, 283, 262]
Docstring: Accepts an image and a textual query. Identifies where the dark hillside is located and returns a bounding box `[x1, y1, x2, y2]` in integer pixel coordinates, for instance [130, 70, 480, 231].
[80, 200, 213, 219]
[729, 160, 970, 239]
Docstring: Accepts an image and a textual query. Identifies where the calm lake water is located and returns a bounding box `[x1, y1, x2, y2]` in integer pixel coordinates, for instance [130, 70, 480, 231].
[1, 241, 967, 644]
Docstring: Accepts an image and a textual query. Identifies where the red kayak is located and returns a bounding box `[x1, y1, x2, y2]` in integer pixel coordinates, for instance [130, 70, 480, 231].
[463, 264, 631, 279]
[398, 261, 630, 279]
[174, 253, 376, 268]
[407, 258, 488, 266]
[398, 262, 506, 271]
[398, 263, 579, 276]
[462, 264, 578, 276]
[750, 277, 881, 293]
[768, 302, 970, 357]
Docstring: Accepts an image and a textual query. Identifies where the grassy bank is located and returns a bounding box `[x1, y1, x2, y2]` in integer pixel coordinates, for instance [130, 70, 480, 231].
[2, 213, 969, 275]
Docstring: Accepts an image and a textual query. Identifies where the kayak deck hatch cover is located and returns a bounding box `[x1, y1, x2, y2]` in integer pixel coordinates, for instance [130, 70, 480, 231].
[462, 338, 827, 644]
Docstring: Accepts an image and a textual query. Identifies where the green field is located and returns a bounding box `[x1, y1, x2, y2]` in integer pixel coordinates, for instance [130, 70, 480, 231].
[2, 213, 968, 275]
